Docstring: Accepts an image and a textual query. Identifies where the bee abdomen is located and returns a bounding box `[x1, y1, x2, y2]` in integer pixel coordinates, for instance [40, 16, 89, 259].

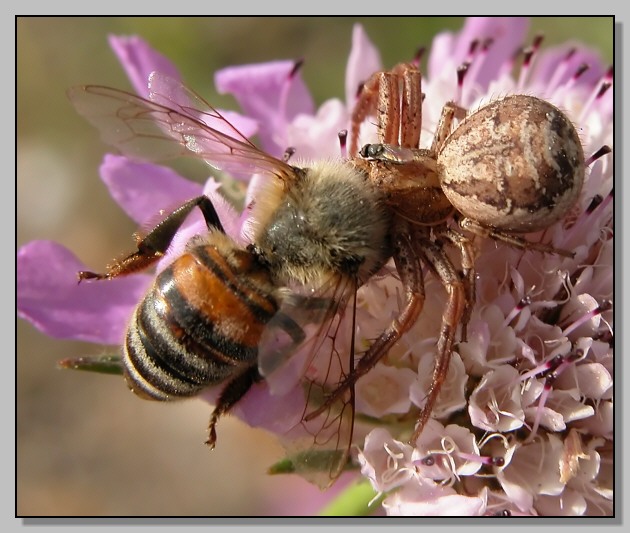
[123, 245, 279, 401]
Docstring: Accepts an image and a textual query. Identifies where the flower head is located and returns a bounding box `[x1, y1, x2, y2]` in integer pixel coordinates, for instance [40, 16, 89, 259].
[17, 18, 613, 516]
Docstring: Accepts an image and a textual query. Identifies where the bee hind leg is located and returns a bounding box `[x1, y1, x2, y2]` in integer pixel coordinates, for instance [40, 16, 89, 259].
[78, 195, 226, 282]
[205, 365, 261, 448]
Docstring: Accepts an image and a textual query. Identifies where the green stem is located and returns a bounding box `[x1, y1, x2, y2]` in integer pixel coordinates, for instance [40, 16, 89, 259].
[319, 480, 384, 516]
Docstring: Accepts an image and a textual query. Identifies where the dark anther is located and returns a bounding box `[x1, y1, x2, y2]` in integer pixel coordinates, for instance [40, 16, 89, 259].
[421, 455, 435, 466]
[573, 63, 589, 80]
[490, 456, 505, 467]
[289, 58, 304, 79]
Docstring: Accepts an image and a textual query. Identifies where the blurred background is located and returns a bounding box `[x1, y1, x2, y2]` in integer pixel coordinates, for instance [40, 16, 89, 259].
[17, 17, 613, 516]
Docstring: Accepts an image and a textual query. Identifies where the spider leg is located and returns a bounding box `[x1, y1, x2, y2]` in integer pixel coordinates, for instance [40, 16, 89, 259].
[458, 216, 575, 258]
[430, 101, 467, 153]
[350, 70, 399, 155]
[409, 231, 466, 444]
[397, 64, 422, 149]
[350, 63, 422, 155]
[434, 225, 476, 342]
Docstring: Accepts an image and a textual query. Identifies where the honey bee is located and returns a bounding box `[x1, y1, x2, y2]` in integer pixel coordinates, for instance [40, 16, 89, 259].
[68, 72, 392, 488]
[68, 57, 588, 488]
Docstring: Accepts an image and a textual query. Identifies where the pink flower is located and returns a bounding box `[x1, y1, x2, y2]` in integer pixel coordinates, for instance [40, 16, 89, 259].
[17, 18, 613, 516]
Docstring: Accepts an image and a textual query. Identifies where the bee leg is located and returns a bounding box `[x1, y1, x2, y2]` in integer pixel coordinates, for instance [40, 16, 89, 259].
[305, 222, 425, 422]
[78, 195, 225, 282]
[205, 365, 261, 448]
[409, 236, 466, 444]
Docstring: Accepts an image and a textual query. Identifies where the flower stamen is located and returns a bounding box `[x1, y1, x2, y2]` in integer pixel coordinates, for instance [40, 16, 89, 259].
[561, 299, 611, 337]
[412, 46, 426, 68]
[517, 34, 544, 91]
[455, 61, 471, 105]
[579, 66, 613, 122]
[338, 129, 348, 159]
[523, 349, 586, 441]
[547, 48, 576, 92]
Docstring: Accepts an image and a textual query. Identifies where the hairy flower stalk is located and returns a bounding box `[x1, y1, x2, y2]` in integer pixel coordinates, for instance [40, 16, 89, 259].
[17, 18, 612, 516]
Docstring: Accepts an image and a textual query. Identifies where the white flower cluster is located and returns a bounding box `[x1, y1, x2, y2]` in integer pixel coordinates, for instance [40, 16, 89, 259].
[350, 20, 613, 516]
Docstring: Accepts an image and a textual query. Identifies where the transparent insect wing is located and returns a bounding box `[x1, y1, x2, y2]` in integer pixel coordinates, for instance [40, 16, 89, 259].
[257, 276, 355, 393]
[147, 71, 254, 152]
[279, 380, 355, 489]
[67, 79, 296, 180]
[257, 277, 357, 488]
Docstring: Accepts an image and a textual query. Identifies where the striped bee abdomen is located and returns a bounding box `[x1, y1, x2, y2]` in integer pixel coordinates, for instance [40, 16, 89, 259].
[123, 243, 280, 401]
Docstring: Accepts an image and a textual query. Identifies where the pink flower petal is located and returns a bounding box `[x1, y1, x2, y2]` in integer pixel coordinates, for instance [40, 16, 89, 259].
[287, 99, 349, 160]
[345, 23, 383, 106]
[355, 364, 416, 418]
[383, 480, 487, 516]
[412, 351, 467, 418]
[99, 154, 203, 225]
[412, 420, 482, 479]
[17, 241, 151, 344]
[531, 45, 607, 93]
[536, 490, 587, 516]
[468, 366, 525, 432]
[108, 34, 182, 98]
[429, 17, 529, 89]
[230, 380, 304, 434]
[497, 435, 565, 512]
[215, 60, 314, 156]
[358, 428, 415, 493]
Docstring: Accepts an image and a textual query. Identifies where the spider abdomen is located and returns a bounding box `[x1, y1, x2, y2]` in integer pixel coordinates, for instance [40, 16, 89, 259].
[438, 95, 585, 233]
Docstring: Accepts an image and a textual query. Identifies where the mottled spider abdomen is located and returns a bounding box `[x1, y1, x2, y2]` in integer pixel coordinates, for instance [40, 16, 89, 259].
[438, 95, 585, 233]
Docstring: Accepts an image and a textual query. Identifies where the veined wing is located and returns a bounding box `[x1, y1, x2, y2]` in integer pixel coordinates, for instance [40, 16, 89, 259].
[67, 73, 297, 182]
[258, 275, 359, 489]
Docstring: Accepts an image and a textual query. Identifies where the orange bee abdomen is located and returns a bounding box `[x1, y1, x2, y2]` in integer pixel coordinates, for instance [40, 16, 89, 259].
[123, 244, 279, 400]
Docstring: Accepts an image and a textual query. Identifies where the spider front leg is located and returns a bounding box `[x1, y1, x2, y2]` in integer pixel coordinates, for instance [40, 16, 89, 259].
[350, 63, 422, 155]
[78, 195, 225, 281]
